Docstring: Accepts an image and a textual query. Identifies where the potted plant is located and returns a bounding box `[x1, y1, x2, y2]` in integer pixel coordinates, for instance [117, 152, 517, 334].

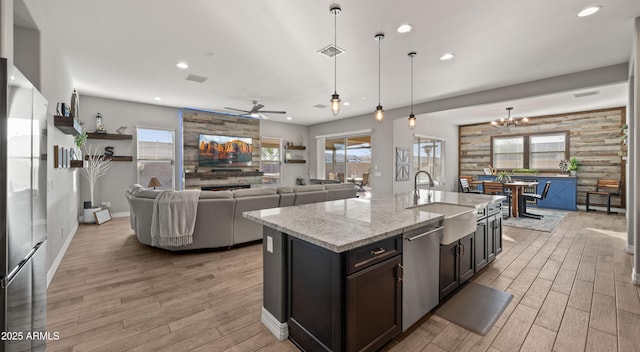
[295, 176, 306, 186]
[495, 171, 511, 183]
[80, 144, 113, 223]
[568, 157, 580, 176]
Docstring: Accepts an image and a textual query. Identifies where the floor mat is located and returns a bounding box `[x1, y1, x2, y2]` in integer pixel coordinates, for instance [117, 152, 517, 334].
[502, 208, 568, 232]
[434, 282, 513, 335]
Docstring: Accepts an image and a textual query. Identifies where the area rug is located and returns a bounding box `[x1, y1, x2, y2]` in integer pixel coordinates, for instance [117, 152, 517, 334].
[434, 282, 513, 336]
[502, 209, 568, 233]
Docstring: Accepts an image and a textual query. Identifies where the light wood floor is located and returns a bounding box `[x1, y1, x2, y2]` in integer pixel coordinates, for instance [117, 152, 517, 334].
[47, 211, 639, 352]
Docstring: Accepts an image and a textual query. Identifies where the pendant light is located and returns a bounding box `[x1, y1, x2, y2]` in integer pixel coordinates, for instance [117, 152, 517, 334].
[407, 52, 417, 129]
[374, 33, 384, 123]
[330, 3, 342, 116]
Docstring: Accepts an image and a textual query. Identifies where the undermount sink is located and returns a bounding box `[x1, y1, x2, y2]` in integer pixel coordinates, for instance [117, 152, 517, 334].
[412, 203, 477, 244]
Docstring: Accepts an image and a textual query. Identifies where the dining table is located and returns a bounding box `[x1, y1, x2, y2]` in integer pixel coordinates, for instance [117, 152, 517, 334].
[502, 181, 539, 218]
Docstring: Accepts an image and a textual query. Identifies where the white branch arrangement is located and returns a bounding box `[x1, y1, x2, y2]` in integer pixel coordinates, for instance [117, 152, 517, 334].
[80, 144, 113, 208]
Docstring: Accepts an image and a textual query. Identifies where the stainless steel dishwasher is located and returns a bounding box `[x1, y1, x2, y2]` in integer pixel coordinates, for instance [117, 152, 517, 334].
[402, 224, 443, 331]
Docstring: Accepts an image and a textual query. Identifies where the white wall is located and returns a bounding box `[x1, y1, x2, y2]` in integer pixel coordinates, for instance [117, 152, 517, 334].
[15, 0, 79, 283]
[392, 116, 459, 194]
[260, 120, 308, 186]
[80, 96, 181, 215]
[13, 25, 39, 88]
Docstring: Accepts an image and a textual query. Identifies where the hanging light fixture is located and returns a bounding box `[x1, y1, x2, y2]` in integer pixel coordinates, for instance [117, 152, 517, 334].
[374, 33, 385, 123]
[407, 52, 417, 129]
[330, 3, 342, 116]
[490, 107, 529, 128]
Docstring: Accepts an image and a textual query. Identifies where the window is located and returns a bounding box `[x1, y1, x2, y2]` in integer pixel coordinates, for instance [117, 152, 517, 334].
[261, 137, 282, 184]
[413, 136, 445, 185]
[492, 136, 524, 169]
[491, 132, 568, 171]
[137, 128, 175, 189]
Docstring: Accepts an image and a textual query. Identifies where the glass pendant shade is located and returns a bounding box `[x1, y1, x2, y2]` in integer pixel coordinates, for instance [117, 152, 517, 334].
[331, 93, 341, 116]
[375, 105, 384, 123]
[408, 113, 416, 129]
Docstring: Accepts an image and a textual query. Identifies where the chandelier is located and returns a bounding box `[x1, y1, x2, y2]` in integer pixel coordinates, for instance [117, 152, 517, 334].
[491, 107, 528, 128]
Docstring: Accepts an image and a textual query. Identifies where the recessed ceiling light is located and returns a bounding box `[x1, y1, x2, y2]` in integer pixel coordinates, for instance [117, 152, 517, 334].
[440, 53, 455, 61]
[286, 116, 292, 120]
[343, 102, 350, 106]
[153, 97, 162, 101]
[397, 24, 412, 33]
[176, 62, 189, 69]
[361, 96, 367, 100]
[577, 5, 602, 17]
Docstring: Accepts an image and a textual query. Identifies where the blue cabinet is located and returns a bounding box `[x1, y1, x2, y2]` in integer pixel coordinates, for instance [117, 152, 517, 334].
[477, 175, 577, 211]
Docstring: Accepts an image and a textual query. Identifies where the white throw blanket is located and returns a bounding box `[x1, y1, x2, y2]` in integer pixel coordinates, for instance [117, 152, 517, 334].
[151, 190, 201, 247]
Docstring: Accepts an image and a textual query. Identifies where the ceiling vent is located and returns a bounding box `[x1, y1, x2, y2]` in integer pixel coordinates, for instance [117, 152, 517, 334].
[574, 90, 599, 98]
[186, 74, 208, 83]
[313, 104, 328, 109]
[318, 44, 345, 58]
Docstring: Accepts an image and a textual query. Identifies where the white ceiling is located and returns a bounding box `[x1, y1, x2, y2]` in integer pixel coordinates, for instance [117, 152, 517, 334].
[36, 0, 640, 126]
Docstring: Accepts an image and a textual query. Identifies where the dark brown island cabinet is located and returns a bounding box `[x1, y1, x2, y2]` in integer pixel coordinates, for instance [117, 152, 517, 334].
[287, 235, 402, 352]
[440, 202, 503, 301]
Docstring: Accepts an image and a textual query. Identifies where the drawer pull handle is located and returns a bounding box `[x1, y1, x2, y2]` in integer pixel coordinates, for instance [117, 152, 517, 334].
[370, 248, 386, 255]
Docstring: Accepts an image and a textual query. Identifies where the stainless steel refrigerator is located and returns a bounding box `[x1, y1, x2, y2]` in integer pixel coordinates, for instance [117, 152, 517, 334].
[1, 58, 48, 352]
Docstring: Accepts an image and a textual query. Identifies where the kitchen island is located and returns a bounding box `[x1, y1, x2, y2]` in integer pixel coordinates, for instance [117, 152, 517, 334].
[245, 190, 504, 352]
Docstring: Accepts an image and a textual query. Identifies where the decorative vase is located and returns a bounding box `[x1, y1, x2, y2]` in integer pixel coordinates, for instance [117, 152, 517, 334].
[570, 170, 576, 176]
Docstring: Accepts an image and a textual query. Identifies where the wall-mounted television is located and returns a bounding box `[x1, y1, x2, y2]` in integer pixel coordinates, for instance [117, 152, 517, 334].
[198, 134, 253, 167]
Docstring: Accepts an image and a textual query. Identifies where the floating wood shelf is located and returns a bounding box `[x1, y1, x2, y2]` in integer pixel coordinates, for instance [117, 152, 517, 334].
[285, 160, 306, 164]
[87, 132, 133, 140]
[54, 116, 82, 136]
[84, 155, 133, 162]
[285, 145, 306, 150]
[70, 160, 84, 168]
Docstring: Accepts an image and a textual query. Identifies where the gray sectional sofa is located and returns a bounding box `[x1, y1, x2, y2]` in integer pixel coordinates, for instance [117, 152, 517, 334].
[125, 183, 358, 251]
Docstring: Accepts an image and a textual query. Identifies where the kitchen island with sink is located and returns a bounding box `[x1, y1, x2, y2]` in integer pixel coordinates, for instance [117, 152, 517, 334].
[245, 190, 505, 352]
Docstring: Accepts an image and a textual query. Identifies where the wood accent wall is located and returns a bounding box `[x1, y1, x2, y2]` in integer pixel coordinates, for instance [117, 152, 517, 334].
[459, 107, 625, 207]
[182, 110, 262, 189]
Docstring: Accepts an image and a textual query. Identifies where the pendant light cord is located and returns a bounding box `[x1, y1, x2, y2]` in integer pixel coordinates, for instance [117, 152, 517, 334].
[378, 38, 381, 105]
[334, 11, 337, 94]
[410, 54, 414, 115]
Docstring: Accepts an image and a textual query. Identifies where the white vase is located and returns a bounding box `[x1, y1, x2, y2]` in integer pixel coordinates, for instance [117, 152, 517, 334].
[83, 207, 101, 224]
[570, 170, 577, 176]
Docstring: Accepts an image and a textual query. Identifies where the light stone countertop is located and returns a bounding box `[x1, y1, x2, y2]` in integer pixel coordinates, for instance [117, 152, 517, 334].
[244, 190, 505, 253]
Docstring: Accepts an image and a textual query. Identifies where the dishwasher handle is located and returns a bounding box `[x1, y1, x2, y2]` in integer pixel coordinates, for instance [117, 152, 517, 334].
[405, 226, 444, 241]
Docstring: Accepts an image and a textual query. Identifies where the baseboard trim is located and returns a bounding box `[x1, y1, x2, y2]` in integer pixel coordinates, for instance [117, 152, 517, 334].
[626, 244, 635, 254]
[47, 221, 79, 288]
[261, 307, 288, 341]
[633, 268, 640, 285]
[111, 211, 129, 218]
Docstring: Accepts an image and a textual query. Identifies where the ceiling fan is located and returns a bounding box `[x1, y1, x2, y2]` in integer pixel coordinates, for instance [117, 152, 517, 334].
[224, 100, 286, 119]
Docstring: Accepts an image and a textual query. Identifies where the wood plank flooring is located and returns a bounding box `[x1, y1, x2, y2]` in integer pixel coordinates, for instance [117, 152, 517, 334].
[47, 211, 639, 352]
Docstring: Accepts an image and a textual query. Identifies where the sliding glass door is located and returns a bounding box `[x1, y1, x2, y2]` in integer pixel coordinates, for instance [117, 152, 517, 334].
[324, 135, 371, 188]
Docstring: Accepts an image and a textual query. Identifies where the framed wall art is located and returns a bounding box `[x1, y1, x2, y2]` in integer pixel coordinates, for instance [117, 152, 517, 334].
[395, 147, 410, 181]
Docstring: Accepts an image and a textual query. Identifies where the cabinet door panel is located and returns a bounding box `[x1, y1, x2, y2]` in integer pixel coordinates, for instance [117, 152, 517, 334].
[346, 256, 401, 352]
[439, 242, 458, 300]
[493, 216, 503, 256]
[459, 234, 474, 283]
[474, 221, 488, 272]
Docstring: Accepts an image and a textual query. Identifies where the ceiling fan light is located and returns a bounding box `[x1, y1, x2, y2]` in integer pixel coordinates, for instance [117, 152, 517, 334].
[331, 93, 341, 116]
[375, 105, 384, 123]
[408, 114, 416, 129]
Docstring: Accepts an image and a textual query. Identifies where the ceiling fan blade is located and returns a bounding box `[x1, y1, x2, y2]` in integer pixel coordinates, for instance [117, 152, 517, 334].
[259, 110, 287, 114]
[251, 104, 265, 112]
[224, 107, 251, 113]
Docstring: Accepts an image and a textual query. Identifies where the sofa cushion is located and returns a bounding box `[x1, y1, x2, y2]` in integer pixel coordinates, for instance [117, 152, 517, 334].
[233, 187, 277, 198]
[276, 186, 294, 194]
[294, 185, 325, 193]
[135, 189, 161, 199]
[324, 183, 356, 190]
[127, 184, 144, 195]
[199, 190, 234, 199]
